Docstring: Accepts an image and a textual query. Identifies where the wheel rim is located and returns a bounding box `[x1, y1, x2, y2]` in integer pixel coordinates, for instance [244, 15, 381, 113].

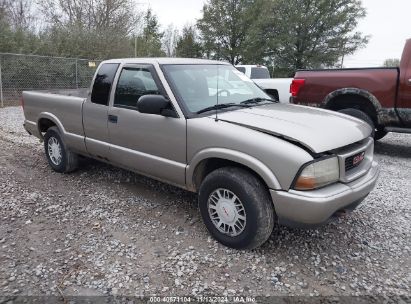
[207, 188, 246, 237]
[48, 137, 62, 166]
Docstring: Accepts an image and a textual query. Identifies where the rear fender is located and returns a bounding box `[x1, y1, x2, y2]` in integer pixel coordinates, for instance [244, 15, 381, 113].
[37, 112, 66, 140]
[37, 112, 86, 153]
[323, 88, 386, 125]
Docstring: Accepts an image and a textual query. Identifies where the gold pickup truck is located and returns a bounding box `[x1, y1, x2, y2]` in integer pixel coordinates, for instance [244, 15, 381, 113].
[23, 58, 379, 249]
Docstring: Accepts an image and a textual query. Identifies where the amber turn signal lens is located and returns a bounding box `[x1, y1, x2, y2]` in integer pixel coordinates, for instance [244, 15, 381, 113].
[293, 157, 340, 191]
[294, 176, 317, 191]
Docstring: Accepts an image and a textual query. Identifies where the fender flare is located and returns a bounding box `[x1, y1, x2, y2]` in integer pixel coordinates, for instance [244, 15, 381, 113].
[37, 112, 66, 140]
[322, 88, 383, 125]
[186, 148, 282, 191]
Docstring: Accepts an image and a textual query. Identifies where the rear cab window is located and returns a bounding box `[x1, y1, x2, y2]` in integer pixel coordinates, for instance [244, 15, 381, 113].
[236, 67, 246, 74]
[91, 63, 120, 105]
[250, 67, 270, 79]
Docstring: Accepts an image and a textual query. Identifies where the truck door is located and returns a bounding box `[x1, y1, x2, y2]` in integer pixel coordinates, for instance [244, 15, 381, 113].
[107, 64, 186, 187]
[83, 63, 120, 160]
[398, 44, 411, 127]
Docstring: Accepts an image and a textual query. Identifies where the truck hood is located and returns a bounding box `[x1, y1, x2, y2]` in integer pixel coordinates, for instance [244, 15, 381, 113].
[214, 104, 372, 153]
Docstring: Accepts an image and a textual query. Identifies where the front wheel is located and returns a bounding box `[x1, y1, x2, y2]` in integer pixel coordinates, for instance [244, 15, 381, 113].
[44, 126, 78, 173]
[198, 167, 275, 249]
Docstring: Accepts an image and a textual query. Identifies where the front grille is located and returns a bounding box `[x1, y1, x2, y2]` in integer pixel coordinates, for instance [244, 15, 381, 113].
[345, 151, 365, 172]
[336, 138, 373, 183]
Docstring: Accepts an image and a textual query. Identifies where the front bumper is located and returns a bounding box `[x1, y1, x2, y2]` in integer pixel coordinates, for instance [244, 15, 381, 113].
[270, 161, 379, 227]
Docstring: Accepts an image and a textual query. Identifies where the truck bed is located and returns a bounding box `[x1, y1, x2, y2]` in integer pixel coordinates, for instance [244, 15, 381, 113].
[293, 68, 399, 109]
[33, 88, 89, 98]
[22, 89, 87, 145]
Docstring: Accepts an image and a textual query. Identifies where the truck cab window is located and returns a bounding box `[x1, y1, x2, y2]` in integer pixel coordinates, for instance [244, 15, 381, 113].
[91, 63, 119, 106]
[114, 68, 161, 109]
[236, 67, 246, 74]
[251, 67, 270, 79]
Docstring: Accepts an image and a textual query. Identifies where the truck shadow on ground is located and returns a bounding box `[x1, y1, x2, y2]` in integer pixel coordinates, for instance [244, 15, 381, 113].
[78, 157, 357, 250]
[374, 140, 410, 159]
[79, 157, 198, 209]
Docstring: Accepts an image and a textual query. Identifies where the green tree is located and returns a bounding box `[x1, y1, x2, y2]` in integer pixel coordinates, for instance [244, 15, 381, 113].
[38, 0, 139, 59]
[175, 25, 203, 58]
[0, 2, 14, 52]
[197, 0, 255, 64]
[135, 9, 165, 57]
[0, 0, 41, 53]
[251, 0, 369, 77]
[383, 58, 400, 67]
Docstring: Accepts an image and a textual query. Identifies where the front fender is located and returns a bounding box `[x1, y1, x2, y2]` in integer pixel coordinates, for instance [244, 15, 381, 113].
[186, 148, 282, 192]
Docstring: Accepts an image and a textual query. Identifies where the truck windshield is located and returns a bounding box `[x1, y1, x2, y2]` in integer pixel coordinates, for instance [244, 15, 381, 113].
[162, 64, 270, 114]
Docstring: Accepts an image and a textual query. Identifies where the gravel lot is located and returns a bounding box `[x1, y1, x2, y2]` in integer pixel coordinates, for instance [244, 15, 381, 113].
[0, 106, 410, 299]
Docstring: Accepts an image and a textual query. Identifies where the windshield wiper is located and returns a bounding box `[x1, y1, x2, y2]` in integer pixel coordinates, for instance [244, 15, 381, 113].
[240, 97, 278, 105]
[196, 103, 251, 114]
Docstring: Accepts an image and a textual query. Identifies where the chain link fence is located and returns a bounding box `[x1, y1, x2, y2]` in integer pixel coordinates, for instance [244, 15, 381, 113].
[0, 53, 102, 107]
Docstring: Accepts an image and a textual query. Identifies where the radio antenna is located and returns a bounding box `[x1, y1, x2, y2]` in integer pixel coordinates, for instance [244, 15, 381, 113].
[215, 64, 219, 122]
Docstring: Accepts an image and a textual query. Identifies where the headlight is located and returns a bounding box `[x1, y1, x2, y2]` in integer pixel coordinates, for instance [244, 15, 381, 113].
[293, 157, 339, 190]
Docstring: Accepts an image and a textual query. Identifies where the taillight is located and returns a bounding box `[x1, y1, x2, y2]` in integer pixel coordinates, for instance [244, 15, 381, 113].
[290, 79, 305, 97]
[21, 96, 25, 109]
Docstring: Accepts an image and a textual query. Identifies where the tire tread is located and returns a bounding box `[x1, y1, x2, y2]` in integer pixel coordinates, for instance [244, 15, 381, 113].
[44, 126, 78, 173]
[199, 167, 275, 249]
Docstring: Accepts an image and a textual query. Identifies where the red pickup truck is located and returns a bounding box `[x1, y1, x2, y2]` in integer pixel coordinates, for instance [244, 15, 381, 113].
[290, 39, 411, 140]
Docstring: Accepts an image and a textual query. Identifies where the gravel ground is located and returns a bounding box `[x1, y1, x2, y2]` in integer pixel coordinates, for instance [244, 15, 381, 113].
[0, 106, 410, 299]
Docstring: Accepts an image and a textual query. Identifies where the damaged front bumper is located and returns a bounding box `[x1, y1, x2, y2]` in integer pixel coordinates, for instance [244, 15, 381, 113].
[270, 161, 380, 228]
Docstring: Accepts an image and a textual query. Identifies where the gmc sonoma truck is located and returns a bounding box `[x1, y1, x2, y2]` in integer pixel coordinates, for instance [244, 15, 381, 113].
[23, 58, 379, 249]
[291, 39, 411, 140]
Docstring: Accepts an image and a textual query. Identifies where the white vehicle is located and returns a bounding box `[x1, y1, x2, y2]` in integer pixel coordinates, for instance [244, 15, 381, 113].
[236, 65, 292, 104]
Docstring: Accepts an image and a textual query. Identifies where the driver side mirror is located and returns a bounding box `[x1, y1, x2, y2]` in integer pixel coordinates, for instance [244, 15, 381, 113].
[137, 95, 178, 118]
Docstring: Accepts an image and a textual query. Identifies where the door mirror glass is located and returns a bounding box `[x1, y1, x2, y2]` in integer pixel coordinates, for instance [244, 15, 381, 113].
[137, 95, 177, 118]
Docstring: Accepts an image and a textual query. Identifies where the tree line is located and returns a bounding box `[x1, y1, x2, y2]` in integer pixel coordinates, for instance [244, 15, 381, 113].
[0, 0, 369, 77]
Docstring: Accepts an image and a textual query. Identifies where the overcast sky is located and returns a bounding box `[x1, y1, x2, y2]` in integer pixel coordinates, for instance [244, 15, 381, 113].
[144, 0, 409, 67]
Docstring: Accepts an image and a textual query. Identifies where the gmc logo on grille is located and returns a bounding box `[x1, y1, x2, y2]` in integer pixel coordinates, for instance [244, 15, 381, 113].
[353, 152, 365, 166]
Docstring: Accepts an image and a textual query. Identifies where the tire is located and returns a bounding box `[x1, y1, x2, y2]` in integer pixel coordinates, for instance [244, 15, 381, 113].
[374, 127, 388, 141]
[198, 167, 275, 250]
[338, 108, 376, 138]
[44, 126, 78, 173]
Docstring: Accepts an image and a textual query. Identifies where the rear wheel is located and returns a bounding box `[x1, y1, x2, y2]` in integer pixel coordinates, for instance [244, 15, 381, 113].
[44, 126, 78, 173]
[198, 167, 275, 250]
[374, 127, 388, 141]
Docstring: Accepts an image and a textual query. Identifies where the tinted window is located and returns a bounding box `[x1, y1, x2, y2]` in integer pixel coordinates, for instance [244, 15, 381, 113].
[91, 63, 119, 105]
[236, 67, 246, 74]
[114, 68, 161, 109]
[250, 67, 270, 79]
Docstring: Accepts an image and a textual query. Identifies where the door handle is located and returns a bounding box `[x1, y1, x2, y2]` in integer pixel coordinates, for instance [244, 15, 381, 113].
[108, 115, 118, 123]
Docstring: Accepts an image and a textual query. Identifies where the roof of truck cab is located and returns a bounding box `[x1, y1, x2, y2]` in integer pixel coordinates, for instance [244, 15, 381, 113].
[102, 58, 231, 65]
[236, 65, 268, 68]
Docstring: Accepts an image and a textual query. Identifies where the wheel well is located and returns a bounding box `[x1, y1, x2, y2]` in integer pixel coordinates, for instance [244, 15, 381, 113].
[264, 89, 279, 102]
[38, 118, 56, 134]
[192, 158, 270, 192]
[325, 94, 379, 126]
